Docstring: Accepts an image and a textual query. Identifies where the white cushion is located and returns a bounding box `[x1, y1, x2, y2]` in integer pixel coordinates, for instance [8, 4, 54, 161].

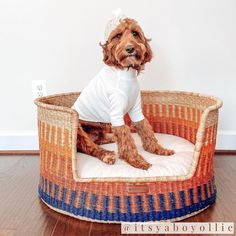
[77, 133, 195, 178]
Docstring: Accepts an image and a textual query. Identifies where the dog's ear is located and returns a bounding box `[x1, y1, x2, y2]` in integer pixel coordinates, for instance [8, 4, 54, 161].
[143, 38, 153, 63]
[100, 41, 113, 65]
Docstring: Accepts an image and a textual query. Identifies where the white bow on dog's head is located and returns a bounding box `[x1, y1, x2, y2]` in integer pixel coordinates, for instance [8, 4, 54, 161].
[103, 8, 127, 43]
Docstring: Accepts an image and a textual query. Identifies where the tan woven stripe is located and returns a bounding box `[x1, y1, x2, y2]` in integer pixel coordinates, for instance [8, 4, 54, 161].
[64, 129, 69, 179]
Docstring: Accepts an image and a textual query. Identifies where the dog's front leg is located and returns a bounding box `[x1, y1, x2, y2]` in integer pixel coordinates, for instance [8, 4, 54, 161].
[112, 125, 151, 170]
[133, 118, 175, 155]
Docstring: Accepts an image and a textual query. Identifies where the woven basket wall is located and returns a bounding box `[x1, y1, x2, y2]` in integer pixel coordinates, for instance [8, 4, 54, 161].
[35, 90, 222, 223]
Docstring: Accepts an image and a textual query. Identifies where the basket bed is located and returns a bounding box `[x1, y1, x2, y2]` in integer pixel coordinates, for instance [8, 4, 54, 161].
[35, 90, 222, 223]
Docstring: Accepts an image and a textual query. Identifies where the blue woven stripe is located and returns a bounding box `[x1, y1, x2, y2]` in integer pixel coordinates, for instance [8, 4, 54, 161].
[169, 192, 176, 210]
[53, 184, 59, 206]
[147, 195, 155, 221]
[79, 191, 87, 207]
[189, 188, 194, 205]
[49, 181, 52, 195]
[54, 184, 59, 199]
[61, 187, 67, 210]
[88, 194, 97, 219]
[38, 177, 217, 222]
[41, 176, 44, 190]
[197, 186, 202, 210]
[45, 179, 48, 194]
[69, 190, 77, 214]
[159, 194, 165, 211]
[204, 184, 208, 199]
[91, 194, 97, 209]
[158, 194, 166, 220]
[179, 190, 186, 217]
[147, 195, 154, 212]
[169, 192, 177, 218]
[179, 191, 186, 208]
[136, 196, 147, 221]
[125, 196, 132, 222]
[212, 176, 216, 193]
[102, 196, 109, 220]
[61, 187, 67, 202]
[114, 196, 120, 221]
[78, 191, 87, 216]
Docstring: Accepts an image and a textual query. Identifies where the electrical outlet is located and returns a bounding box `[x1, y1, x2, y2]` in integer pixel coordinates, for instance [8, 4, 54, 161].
[32, 80, 47, 100]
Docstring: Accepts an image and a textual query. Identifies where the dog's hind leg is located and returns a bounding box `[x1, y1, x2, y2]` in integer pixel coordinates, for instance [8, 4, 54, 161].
[80, 120, 116, 145]
[77, 124, 116, 165]
[95, 132, 116, 145]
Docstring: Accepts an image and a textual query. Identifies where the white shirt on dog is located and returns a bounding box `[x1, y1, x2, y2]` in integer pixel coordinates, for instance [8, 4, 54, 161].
[72, 65, 145, 126]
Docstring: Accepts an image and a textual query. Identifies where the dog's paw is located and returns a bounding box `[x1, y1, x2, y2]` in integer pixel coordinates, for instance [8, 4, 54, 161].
[136, 156, 152, 170]
[154, 147, 175, 156]
[101, 152, 116, 165]
[143, 143, 175, 156]
[122, 154, 152, 170]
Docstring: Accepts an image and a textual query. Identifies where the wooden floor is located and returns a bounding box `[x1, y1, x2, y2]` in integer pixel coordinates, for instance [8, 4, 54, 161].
[0, 155, 235, 236]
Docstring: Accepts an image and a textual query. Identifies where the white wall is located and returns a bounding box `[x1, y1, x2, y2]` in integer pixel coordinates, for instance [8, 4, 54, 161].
[0, 0, 235, 150]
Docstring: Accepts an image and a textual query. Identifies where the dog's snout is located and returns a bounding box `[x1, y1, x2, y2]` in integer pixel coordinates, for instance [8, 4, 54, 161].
[126, 45, 135, 54]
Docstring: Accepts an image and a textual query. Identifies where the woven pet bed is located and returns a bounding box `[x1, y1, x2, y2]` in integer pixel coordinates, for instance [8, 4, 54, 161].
[35, 90, 222, 223]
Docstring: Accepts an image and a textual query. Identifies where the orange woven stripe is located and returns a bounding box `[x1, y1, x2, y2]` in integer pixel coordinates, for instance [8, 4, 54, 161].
[184, 186, 191, 207]
[119, 194, 126, 214]
[207, 180, 212, 197]
[64, 129, 70, 178]
[160, 105, 164, 131]
[164, 191, 171, 211]
[141, 193, 150, 213]
[168, 105, 174, 134]
[108, 193, 115, 214]
[201, 183, 206, 201]
[41, 122, 46, 173]
[173, 183, 181, 209]
[50, 126, 56, 174]
[95, 184, 103, 212]
[192, 179, 199, 204]
[130, 195, 138, 214]
[38, 122, 72, 179]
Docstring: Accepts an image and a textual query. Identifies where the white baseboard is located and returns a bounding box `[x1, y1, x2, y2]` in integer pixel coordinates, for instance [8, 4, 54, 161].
[0, 131, 235, 151]
[216, 131, 236, 150]
[0, 131, 39, 150]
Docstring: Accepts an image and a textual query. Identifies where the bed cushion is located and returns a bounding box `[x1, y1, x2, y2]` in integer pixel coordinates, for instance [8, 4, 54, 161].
[77, 133, 195, 178]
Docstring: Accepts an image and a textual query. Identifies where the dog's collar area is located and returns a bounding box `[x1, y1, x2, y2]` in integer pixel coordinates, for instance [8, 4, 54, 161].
[103, 64, 137, 78]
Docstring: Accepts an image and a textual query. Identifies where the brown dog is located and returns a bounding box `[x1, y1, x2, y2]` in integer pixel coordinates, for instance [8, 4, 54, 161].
[74, 18, 174, 170]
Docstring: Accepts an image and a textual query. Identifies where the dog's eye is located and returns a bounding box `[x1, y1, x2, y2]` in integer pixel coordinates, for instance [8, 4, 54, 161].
[114, 33, 122, 39]
[132, 31, 139, 37]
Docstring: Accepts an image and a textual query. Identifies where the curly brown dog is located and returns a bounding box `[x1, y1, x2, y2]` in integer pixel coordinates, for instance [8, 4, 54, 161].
[74, 18, 174, 170]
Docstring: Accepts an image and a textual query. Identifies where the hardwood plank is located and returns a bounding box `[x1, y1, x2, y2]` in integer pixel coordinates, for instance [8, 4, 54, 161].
[89, 222, 122, 236]
[215, 150, 236, 155]
[0, 150, 39, 156]
[15, 199, 59, 236]
[0, 230, 16, 236]
[0, 157, 40, 228]
[0, 156, 58, 235]
[51, 215, 92, 236]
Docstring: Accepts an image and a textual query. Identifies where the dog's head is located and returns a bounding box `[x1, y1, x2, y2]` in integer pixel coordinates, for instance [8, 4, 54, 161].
[101, 18, 153, 73]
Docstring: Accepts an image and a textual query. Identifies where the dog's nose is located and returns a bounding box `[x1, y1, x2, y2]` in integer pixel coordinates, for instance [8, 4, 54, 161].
[126, 45, 135, 54]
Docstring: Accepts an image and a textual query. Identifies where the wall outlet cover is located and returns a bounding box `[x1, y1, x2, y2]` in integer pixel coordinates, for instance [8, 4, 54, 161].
[32, 80, 47, 100]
